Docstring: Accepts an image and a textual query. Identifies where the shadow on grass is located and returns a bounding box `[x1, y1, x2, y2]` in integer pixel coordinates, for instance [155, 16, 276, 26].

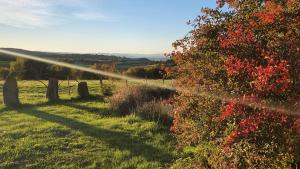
[0, 95, 107, 116]
[0, 107, 11, 114]
[15, 107, 174, 163]
[68, 95, 106, 102]
[63, 102, 110, 116]
[20, 94, 105, 107]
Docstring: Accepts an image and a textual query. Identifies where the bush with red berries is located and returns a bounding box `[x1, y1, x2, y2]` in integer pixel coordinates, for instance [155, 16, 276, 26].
[169, 0, 299, 168]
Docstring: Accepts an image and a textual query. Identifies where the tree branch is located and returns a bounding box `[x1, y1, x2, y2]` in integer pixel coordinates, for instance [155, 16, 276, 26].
[36, 80, 48, 88]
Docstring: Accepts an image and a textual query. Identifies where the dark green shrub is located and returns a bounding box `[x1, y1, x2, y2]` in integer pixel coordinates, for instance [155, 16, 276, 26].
[0, 68, 9, 80]
[124, 64, 164, 79]
[10, 57, 50, 80]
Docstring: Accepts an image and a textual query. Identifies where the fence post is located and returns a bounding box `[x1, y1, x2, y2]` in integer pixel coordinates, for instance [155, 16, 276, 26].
[67, 76, 71, 96]
[111, 78, 114, 84]
[99, 76, 103, 89]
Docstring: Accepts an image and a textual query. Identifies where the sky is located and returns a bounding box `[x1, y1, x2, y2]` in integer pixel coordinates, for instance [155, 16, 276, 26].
[0, 0, 217, 54]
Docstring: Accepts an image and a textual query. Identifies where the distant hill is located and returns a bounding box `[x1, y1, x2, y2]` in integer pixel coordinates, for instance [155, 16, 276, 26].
[103, 53, 167, 61]
[0, 48, 160, 69]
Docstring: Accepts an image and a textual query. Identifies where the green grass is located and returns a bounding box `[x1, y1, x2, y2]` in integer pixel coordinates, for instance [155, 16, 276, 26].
[0, 80, 177, 169]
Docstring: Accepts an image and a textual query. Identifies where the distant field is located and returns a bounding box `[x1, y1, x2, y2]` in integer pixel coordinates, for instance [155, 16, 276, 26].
[0, 80, 176, 169]
[116, 60, 155, 70]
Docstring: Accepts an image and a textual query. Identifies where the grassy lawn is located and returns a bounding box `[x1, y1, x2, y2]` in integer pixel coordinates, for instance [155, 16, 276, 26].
[0, 80, 177, 169]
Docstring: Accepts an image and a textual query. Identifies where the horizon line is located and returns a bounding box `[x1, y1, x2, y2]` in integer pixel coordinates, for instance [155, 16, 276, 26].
[0, 47, 167, 56]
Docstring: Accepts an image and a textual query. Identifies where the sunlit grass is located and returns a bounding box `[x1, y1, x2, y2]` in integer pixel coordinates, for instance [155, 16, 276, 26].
[0, 80, 176, 169]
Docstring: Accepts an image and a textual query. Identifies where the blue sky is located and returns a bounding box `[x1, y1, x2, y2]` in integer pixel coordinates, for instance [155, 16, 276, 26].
[0, 0, 217, 54]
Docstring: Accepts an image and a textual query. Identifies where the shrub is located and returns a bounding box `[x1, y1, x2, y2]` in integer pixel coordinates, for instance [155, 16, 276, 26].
[109, 85, 174, 115]
[48, 65, 72, 80]
[0, 68, 9, 80]
[109, 86, 144, 115]
[134, 100, 173, 126]
[168, 0, 300, 168]
[10, 57, 50, 80]
[124, 64, 164, 79]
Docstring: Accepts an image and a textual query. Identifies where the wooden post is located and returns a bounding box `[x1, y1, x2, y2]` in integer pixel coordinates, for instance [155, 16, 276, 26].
[126, 80, 128, 87]
[163, 78, 165, 84]
[99, 76, 103, 88]
[67, 76, 70, 96]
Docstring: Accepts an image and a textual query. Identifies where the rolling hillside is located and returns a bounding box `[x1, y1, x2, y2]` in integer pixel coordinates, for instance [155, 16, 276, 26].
[0, 48, 160, 69]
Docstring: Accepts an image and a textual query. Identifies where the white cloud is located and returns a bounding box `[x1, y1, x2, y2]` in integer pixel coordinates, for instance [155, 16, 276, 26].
[72, 11, 116, 22]
[73, 12, 107, 21]
[0, 0, 109, 28]
[0, 0, 56, 28]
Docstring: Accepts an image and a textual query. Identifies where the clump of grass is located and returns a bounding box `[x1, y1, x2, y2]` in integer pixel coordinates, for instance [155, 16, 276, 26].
[134, 100, 173, 126]
[109, 85, 175, 117]
[109, 86, 146, 115]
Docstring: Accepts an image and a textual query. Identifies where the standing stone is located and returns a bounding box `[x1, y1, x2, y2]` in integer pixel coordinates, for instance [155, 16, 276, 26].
[78, 82, 89, 98]
[3, 75, 20, 107]
[46, 78, 59, 102]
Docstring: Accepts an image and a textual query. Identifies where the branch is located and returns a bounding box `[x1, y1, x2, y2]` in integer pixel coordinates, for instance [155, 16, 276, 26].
[36, 80, 48, 88]
[58, 80, 64, 87]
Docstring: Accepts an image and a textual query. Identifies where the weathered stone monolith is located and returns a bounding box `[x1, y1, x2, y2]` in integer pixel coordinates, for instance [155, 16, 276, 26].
[3, 75, 20, 107]
[78, 82, 89, 98]
[46, 78, 59, 102]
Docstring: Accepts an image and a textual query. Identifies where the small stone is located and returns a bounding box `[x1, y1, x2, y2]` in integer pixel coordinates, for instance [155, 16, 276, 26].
[78, 82, 89, 98]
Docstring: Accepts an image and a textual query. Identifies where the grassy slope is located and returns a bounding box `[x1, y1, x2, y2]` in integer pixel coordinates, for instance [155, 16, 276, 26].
[0, 80, 176, 169]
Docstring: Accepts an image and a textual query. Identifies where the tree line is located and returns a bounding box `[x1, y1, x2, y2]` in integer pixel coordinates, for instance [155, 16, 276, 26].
[0, 57, 168, 80]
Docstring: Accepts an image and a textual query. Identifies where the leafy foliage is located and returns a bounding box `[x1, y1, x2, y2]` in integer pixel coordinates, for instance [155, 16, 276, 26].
[124, 64, 165, 79]
[10, 58, 50, 80]
[168, 0, 300, 168]
[0, 67, 9, 80]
